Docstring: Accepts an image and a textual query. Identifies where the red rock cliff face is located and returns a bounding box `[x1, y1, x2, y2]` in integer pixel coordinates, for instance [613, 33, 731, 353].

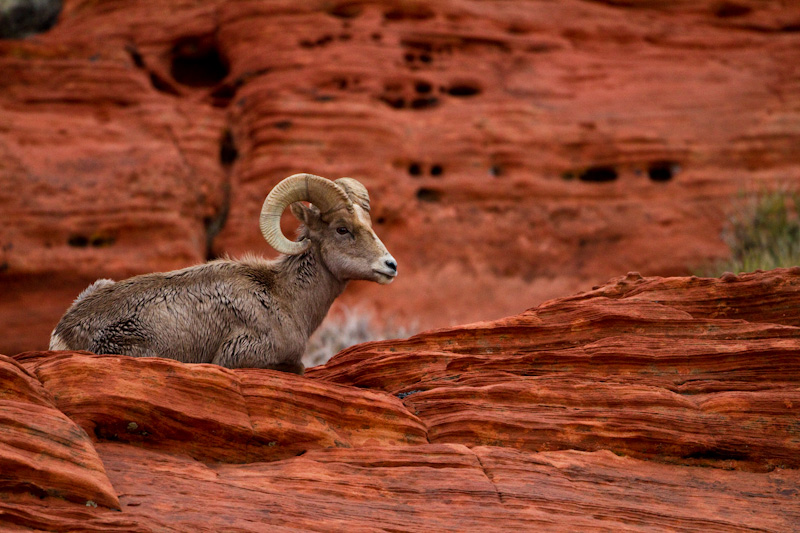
[1, 1, 800, 353]
[2, 269, 800, 531]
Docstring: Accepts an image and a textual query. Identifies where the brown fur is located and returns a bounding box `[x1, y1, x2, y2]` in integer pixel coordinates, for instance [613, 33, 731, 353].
[49, 200, 396, 373]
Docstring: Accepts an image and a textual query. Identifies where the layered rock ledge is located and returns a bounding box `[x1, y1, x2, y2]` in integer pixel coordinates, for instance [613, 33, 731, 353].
[3, 0, 800, 353]
[2, 268, 800, 531]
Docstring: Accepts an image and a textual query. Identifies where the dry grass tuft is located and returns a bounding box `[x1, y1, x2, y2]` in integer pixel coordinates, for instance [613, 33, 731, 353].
[303, 308, 417, 368]
[697, 188, 800, 276]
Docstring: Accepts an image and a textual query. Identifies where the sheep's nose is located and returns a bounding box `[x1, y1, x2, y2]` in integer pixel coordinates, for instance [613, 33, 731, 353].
[384, 258, 398, 273]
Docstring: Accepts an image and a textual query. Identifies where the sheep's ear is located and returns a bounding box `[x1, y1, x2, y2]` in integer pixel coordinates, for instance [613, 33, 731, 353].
[290, 202, 322, 227]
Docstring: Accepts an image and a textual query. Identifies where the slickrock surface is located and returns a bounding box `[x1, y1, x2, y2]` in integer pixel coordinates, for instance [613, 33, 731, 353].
[312, 268, 800, 472]
[16, 350, 427, 464]
[0, 355, 119, 509]
[2, 269, 800, 531]
[3, 1, 800, 353]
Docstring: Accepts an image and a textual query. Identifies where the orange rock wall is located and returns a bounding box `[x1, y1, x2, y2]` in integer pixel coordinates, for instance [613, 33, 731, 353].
[2, 0, 800, 353]
[2, 269, 800, 531]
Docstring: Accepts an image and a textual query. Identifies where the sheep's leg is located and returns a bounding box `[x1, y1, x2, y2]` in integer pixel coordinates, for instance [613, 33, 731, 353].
[212, 332, 280, 370]
[89, 318, 156, 357]
[265, 361, 305, 375]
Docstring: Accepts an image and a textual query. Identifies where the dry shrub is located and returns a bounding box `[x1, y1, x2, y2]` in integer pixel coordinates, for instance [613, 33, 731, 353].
[698, 188, 800, 276]
[303, 308, 417, 368]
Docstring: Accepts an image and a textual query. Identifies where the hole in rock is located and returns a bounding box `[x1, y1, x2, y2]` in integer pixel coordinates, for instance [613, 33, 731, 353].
[67, 235, 89, 248]
[447, 83, 482, 97]
[382, 96, 406, 109]
[713, 2, 752, 18]
[578, 166, 618, 183]
[90, 234, 115, 247]
[410, 97, 438, 109]
[430, 164, 443, 176]
[219, 129, 238, 167]
[647, 161, 676, 182]
[68, 233, 115, 248]
[327, 2, 363, 18]
[170, 37, 229, 88]
[416, 187, 442, 203]
[408, 163, 422, 176]
[415, 81, 432, 94]
[384, 6, 435, 21]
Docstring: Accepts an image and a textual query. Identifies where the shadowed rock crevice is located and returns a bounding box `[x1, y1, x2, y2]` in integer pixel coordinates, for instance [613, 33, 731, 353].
[472, 448, 505, 504]
[204, 128, 237, 260]
[384, 5, 435, 22]
[713, 2, 753, 18]
[325, 2, 364, 19]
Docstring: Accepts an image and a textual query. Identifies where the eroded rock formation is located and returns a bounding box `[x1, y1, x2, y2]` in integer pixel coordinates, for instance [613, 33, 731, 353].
[2, 269, 800, 531]
[2, 1, 800, 353]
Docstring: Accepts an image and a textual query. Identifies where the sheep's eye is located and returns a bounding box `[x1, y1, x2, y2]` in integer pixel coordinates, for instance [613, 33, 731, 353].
[336, 227, 350, 235]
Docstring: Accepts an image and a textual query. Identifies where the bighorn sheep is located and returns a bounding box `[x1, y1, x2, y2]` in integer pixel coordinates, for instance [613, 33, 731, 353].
[49, 173, 397, 374]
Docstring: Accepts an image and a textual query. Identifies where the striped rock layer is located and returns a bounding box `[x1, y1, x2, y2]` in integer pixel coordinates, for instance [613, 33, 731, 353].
[2, 268, 800, 531]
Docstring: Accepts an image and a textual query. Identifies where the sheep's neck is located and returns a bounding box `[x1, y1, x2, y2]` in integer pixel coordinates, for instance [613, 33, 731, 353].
[278, 247, 347, 338]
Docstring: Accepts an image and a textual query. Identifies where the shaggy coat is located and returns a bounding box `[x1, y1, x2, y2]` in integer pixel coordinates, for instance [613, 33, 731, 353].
[50, 177, 397, 374]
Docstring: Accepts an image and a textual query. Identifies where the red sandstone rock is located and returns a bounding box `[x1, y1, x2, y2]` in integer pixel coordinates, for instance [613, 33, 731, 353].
[2, 269, 800, 531]
[53, 445, 800, 531]
[2, 1, 800, 353]
[309, 268, 800, 470]
[0, 355, 119, 510]
[5, 443, 798, 532]
[16, 350, 427, 463]
[560, 267, 800, 326]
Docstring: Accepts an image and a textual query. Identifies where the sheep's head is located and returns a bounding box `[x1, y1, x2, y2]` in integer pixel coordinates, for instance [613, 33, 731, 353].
[260, 174, 397, 284]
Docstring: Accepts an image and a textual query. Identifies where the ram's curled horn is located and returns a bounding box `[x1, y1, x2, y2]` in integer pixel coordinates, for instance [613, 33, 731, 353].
[260, 173, 352, 255]
[335, 177, 371, 212]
